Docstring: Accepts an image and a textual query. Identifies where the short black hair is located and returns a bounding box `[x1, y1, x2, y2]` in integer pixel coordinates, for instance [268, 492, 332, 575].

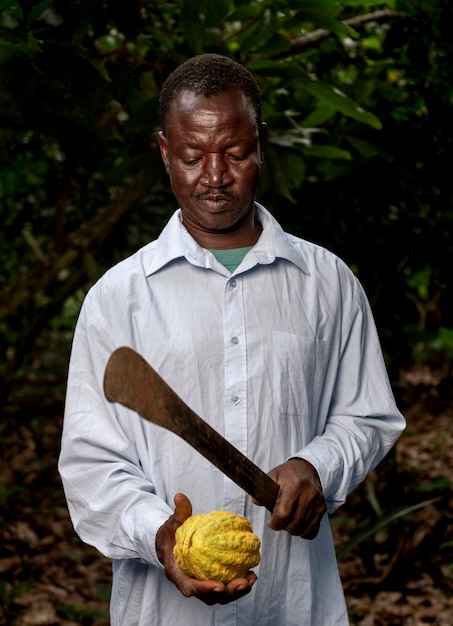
[159, 54, 262, 132]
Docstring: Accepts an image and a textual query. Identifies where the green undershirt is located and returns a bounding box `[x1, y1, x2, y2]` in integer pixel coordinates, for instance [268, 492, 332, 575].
[209, 246, 253, 272]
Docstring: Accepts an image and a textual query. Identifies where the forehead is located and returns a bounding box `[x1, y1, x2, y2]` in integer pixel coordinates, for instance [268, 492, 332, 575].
[166, 88, 258, 133]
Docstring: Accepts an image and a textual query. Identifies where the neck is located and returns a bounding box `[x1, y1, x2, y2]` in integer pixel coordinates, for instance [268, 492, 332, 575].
[182, 212, 262, 250]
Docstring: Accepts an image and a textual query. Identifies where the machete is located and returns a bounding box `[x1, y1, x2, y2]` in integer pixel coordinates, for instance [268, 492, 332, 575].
[103, 346, 279, 512]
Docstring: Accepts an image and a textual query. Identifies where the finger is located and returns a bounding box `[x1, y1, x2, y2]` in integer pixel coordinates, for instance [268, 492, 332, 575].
[300, 525, 320, 540]
[172, 573, 225, 600]
[299, 520, 320, 539]
[286, 518, 319, 538]
[267, 490, 298, 531]
[285, 501, 325, 538]
[198, 574, 256, 606]
[173, 492, 192, 524]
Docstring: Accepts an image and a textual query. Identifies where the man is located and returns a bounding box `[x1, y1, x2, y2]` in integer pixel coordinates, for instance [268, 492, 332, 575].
[59, 54, 405, 625]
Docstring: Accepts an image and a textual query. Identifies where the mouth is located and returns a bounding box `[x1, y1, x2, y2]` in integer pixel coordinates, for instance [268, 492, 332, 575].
[196, 192, 236, 211]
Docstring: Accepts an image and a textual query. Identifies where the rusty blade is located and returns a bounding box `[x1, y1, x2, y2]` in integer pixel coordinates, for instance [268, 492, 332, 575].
[103, 346, 279, 512]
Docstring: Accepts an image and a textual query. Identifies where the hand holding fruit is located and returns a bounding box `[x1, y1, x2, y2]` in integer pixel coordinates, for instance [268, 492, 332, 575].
[155, 493, 258, 605]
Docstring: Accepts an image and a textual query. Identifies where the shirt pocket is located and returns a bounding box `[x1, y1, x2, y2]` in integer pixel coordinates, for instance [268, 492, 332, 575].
[271, 330, 330, 419]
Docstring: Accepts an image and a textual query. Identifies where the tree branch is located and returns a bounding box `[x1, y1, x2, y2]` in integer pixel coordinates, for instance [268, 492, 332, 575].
[270, 10, 420, 60]
[0, 171, 147, 321]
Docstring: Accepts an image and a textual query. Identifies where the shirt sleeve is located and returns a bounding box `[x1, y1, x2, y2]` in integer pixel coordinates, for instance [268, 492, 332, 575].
[58, 287, 173, 567]
[295, 275, 406, 514]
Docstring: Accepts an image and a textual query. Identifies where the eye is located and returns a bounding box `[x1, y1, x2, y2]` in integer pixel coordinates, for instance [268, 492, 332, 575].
[183, 158, 201, 166]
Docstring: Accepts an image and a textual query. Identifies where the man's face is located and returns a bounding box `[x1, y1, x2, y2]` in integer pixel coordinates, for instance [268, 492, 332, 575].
[159, 88, 267, 244]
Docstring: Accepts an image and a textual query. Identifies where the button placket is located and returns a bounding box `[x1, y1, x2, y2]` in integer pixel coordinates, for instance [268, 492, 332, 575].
[222, 277, 247, 512]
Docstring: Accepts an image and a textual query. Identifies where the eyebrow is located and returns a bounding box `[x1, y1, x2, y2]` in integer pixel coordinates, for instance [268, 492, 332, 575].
[180, 138, 253, 150]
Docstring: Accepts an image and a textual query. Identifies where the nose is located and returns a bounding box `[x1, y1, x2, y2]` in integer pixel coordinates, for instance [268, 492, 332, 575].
[200, 153, 232, 188]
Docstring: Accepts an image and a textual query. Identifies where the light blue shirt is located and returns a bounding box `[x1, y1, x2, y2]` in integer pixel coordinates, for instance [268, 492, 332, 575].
[59, 204, 405, 625]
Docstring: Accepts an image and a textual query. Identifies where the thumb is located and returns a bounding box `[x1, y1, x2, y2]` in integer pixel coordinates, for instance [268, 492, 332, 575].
[173, 492, 192, 525]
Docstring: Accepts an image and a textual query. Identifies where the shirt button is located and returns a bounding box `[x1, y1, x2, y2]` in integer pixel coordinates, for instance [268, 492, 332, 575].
[231, 336, 239, 345]
[230, 279, 237, 288]
[232, 396, 241, 405]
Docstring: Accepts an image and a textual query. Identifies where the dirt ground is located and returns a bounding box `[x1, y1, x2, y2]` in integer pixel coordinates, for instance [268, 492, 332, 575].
[1, 365, 452, 626]
[333, 367, 453, 625]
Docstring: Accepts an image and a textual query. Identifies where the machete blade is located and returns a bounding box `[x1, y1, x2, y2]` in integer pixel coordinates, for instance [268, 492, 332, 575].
[103, 346, 279, 512]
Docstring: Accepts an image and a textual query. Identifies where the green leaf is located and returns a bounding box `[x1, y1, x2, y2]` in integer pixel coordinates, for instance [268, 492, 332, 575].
[0, 0, 23, 20]
[180, 5, 206, 54]
[26, 0, 56, 27]
[415, 478, 451, 492]
[87, 57, 111, 83]
[340, 0, 396, 8]
[301, 77, 383, 129]
[148, 26, 175, 52]
[234, 8, 277, 53]
[312, 16, 351, 39]
[123, 99, 159, 133]
[346, 135, 379, 158]
[248, 58, 309, 79]
[291, 0, 339, 18]
[0, 37, 41, 60]
[259, 145, 306, 203]
[281, 151, 306, 189]
[227, 4, 263, 21]
[304, 145, 352, 160]
[251, 63, 382, 129]
[269, 130, 311, 149]
[336, 497, 441, 560]
[96, 32, 125, 54]
[301, 106, 335, 127]
[252, 32, 292, 57]
[206, 0, 232, 27]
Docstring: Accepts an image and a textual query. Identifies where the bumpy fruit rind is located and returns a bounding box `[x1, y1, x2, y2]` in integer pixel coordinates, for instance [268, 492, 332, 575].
[173, 510, 261, 583]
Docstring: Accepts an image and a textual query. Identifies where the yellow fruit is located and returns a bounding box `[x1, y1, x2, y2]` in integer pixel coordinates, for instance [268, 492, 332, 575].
[173, 510, 261, 583]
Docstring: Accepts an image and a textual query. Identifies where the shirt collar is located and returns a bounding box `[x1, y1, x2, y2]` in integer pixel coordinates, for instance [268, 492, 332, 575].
[145, 202, 310, 276]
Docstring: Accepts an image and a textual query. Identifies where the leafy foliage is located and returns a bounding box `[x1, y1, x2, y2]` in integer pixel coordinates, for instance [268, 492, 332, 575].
[0, 0, 451, 398]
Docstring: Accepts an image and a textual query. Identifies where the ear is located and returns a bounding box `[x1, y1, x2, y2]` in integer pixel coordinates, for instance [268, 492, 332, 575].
[158, 131, 170, 173]
[259, 122, 268, 163]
